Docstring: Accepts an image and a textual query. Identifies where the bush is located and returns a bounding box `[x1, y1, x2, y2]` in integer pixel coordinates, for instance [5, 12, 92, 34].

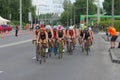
[9, 21, 26, 30]
[94, 20, 120, 32]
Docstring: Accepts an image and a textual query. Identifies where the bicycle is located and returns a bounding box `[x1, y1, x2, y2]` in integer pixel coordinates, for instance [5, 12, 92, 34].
[81, 40, 84, 53]
[85, 39, 90, 55]
[67, 38, 74, 55]
[47, 39, 52, 58]
[58, 39, 63, 59]
[53, 38, 58, 55]
[32, 40, 40, 62]
[36, 41, 48, 64]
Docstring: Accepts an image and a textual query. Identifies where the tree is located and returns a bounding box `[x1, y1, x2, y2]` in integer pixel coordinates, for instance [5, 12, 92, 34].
[0, 0, 36, 23]
[60, 0, 73, 26]
[74, 0, 97, 24]
[60, 0, 97, 25]
[103, 0, 120, 15]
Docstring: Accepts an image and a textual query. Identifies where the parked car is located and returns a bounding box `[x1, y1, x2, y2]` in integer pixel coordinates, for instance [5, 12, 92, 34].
[0, 25, 12, 32]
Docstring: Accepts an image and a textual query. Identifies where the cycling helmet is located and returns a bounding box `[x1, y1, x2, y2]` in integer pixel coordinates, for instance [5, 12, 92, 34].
[53, 25, 57, 29]
[69, 26, 73, 30]
[35, 26, 40, 30]
[40, 24, 44, 28]
[84, 27, 89, 31]
[45, 25, 51, 29]
[57, 25, 64, 30]
[89, 27, 92, 31]
[40, 27, 45, 31]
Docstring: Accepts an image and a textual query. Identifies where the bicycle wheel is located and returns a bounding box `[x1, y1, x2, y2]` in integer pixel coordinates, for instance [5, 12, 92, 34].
[85, 40, 89, 55]
[36, 45, 39, 61]
[39, 44, 44, 64]
[54, 39, 58, 55]
[36, 44, 41, 62]
[42, 44, 47, 63]
[81, 43, 84, 52]
[70, 42, 73, 55]
[47, 40, 51, 58]
[58, 41, 63, 59]
[67, 40, 70, 55]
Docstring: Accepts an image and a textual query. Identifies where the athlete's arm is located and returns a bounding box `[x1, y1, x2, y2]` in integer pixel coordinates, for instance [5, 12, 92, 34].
[45, 31, 48, 42]
[50, 28, 54, 39]
[37, 31, 40, 42]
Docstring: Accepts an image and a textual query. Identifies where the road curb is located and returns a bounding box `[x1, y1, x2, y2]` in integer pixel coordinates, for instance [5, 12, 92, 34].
[109, 48, 120, 63]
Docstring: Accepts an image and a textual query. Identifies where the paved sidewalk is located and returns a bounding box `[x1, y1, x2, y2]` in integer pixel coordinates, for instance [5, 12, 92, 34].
[100, 32, 120, 64]
[109, 48, 120, 63]
[0, 30, 33, 39]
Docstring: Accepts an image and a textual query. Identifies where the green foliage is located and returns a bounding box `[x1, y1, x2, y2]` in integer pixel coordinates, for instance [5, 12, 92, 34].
[94, 20, 120, 32]
[0, 0, 36, 23]
[60, 0, 97, 26]
[103, 0, 120, 15]
[9, 21, 26, 29]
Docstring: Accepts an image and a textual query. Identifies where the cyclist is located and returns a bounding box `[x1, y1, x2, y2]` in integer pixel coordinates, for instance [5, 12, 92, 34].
[83, 27, 92, 48]
[45, 25, 54, 52]
[67, 26, 76, 48]
[32, 25, 40, 60]
[37, 27, 48, 48]
[52, 26, 58, 53]
[57, 25, 65, 53]
[78, 27, 84, 46]
[32, 24, 40, 41]
[88, 26, 94, 45]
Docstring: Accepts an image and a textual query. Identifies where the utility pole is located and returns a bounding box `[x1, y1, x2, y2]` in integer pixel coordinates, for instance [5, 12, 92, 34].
[86, 0, 88, 27]
[74, 6, 75, 25]
[20, 0, 22, 30]
[97, 0, 100, 24]
[67, 0, 69, 26]
[112, 0, 114, 26]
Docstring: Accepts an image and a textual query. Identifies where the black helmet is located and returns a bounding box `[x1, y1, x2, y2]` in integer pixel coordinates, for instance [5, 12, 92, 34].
[35, 26, 40, 30]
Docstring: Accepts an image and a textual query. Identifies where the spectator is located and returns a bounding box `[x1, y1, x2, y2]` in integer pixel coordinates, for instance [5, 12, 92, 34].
[15, 25, 19, 37]
[108, 26, 118, 49]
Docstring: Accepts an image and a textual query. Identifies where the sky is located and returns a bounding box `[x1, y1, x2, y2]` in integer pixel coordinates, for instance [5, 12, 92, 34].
[32, 0, 75, 15]
[32, 0, 104, 15]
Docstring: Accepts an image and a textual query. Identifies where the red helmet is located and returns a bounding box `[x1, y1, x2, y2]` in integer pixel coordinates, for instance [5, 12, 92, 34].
[40, 24, 44, 28]
[57, 25, 64, 31]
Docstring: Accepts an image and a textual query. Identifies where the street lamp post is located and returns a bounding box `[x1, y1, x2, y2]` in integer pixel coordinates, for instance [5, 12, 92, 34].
[86, 0, 88, 27]
[112, 0, 114, 26]
[20, 0, 22, 30]
[74, 6, 75, 25]
[97, 0, 100, 24]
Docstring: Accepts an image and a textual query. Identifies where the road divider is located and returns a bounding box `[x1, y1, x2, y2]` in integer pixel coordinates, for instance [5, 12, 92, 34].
[0, 39, 32, 48]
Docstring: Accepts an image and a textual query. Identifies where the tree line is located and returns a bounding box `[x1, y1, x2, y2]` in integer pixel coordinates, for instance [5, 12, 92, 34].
[60, 0, 97, 26]
[0, 0, 36, 23]
[60, 0, 120, 26]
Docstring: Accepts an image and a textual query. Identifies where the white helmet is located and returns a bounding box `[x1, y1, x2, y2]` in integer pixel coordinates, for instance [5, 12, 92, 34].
[53, 25, 57, 29]
[89, 27, 92, 31]
[69, 26, 73, 30]
[45, 25, 51, 29]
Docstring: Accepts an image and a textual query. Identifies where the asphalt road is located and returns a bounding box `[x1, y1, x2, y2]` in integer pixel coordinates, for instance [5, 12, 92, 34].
[0, 32, 120, 80]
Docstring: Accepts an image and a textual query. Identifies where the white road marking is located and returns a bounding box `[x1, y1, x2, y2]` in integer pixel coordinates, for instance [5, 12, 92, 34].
[32, 56, 36, 60]
[0, 39, 32, 48]
[0, 71, 3, 74]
